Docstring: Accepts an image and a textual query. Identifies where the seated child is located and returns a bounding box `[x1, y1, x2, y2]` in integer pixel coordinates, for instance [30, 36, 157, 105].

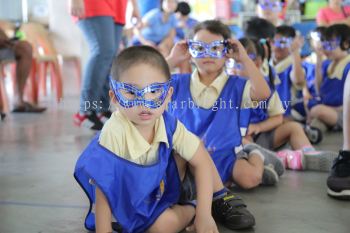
[74, 46, 228, 233]
[133, 0, 177, 57]
[238, 37, 338, 172]
[166, 20, 286, 191]
[174, 1, 198, 42]
[308, 24, 350, 133]
[271, 25, 325, 143]
[174, 1, 198, 73]
[271, 25, 307, 118]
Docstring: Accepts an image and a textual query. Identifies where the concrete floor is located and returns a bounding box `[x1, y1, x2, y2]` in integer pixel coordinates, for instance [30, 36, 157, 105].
[0, 64, 349, 233]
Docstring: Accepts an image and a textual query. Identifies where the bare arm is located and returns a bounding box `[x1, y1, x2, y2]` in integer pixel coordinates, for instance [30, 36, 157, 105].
[189, 142, 219, 233]
[132, 20, 157, 47]
[160, 28, 175, 46]
[95, 187, 113, 233]
[290, 36, 306, 87]
[166, 41, 191, 69]
[226, 38, 270, 101]
[68, 0, 85, 17]
[129, 0, 141, 22]
[315, 53, 323, 94]
[256, 114, 283, 133]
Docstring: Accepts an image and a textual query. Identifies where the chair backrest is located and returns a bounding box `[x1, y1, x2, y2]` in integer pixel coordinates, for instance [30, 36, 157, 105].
[0, 20, 15, 38]
[20, 22, 58, 58]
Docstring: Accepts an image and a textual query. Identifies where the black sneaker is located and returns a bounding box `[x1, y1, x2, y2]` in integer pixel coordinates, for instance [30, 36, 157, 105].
[304, 125, 323, 145]
[327, 150, 350, 200]
[212, 190, 255, 230]
[73, 112, 104, 130]
[112, 222, 123, 233]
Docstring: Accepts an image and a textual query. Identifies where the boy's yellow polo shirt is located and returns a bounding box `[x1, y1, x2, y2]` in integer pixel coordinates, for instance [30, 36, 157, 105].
[99, 111, 200, 165]
[190, 69, 251, 109]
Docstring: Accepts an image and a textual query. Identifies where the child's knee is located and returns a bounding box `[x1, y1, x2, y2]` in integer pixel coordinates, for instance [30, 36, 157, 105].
[234, 168, 262, 189]
[310, 105, 325, 118]
[289, 122, 304, 133]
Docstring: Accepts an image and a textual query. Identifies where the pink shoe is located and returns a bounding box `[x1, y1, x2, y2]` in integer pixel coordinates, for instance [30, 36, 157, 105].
[277, 150, 305, 170]
[276, 150, 288, 168]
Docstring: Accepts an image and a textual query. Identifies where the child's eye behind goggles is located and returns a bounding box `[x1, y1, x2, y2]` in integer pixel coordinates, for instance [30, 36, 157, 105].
[259, 0, 282, 12]
[188, 40, 230, 58]
[321, 37, 341, 51]
[273, 37, 293, 49]
[110, 78, 171, 109]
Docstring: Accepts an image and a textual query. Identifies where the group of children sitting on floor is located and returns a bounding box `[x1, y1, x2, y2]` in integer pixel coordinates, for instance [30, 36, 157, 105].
[74, 17, 350, 233]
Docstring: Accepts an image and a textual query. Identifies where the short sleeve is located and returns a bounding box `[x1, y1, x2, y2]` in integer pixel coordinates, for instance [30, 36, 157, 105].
[289, 67, 306, 90]
[267, 92, 285, 116]
[99, 117, 125, 156]
[143, 9, 160, 26]
[172, 120, 200, 161]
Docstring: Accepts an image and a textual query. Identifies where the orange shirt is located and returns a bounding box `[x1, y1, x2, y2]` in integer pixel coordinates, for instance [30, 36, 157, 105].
[72, 0, 128, 25]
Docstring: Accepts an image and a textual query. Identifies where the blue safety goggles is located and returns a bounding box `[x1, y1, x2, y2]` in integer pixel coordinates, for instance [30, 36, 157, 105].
[110, 78, 171, 109]
[188, 40, 228, 58]
[259, 0, 282, 11]
[321, 37, 341, 51]
[273, 37, 293, 49]
[309, 31, 322, 42]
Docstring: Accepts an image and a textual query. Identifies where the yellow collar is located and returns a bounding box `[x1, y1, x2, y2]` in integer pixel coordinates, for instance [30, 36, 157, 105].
[190, 69, 228, 95]
[327, 54, 350, 80]
[274, 55, 293, 74]
[115, 111, 169, 160]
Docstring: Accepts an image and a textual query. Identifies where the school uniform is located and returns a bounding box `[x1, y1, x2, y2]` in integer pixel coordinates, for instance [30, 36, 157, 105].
[74, 111, 199, 233]
[168, 70, 249, 182]
[243, 77, 285, 149]
[308, 54, 350, 128]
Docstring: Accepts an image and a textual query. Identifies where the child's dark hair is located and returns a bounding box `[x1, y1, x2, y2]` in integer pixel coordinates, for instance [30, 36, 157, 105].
[276, 25, 296, 38]
[244, 17, 275, 63]
[111, 46, 171, 81]
[240, 37, 275, 88]
[244, 17, 276, 40]
[193, 20, 231, 40]
[322, 24, 350, 51]
[311, 26, 327, 37]
[176, 1, 191, 16]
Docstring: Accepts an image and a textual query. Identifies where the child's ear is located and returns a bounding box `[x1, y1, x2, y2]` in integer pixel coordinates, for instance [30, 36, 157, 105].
[167, 86, 173, 99]
[109, 90, 117, 103]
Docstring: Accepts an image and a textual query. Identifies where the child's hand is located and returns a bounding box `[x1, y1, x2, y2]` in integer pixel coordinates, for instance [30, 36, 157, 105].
[290, 36, 304, 53]
[68, 0, 85, 17]
[168, 40, 191, 64]
[186, 214, 219, 233]
[313, 42, 324, 58]
[225, 38, 250, 63]
[247, 124, 261, 136]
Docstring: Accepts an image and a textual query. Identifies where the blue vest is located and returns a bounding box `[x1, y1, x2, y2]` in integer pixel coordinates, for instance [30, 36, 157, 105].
[168, 74, 246, 182]
[74, 112, 181, 233]
[320, 60, 350, 107]
[275, 62, 313, 116]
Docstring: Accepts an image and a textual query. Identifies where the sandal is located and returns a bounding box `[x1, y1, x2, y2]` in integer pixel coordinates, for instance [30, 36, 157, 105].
[12, 102, 46, 113]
